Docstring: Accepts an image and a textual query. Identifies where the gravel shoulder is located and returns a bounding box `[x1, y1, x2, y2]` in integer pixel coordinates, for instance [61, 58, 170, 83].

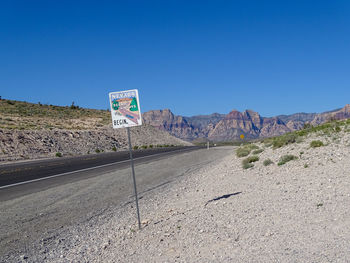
[3, 130, 350, 262]
[0, 147, 229, 262]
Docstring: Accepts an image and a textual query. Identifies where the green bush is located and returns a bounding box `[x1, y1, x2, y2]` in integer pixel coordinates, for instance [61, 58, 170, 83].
[133, 146, 139, 150]
[236, 144, 259, 157]
[252, 149, 264, 154]
[242, 155, 259, 164]
[149, 145, 153, 148]
[246, 144, 259, 150]
[272, 133, 298, 149]
[278, 155, 298, 166]
[55, 152, 62, 157]
[263, 159, 273, 166]
[112, 146, 117, 151]
[310, 140, 324, 148]
[95, 149, 101, 153]
[335, 126, 341, 132]
[242, 162, 254, 169]
[236, 147, 250, 157]
[141, 145, 148, 149]
[242, 155, 259, 169]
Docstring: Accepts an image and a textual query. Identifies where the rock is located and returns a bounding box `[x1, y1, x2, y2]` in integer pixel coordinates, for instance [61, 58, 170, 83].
[143, 105, 350, 142]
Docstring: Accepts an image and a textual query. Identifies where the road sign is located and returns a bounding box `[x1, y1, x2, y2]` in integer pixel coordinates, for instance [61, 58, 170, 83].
[108, 89, 142, 230]
[109, 89, 142, 129]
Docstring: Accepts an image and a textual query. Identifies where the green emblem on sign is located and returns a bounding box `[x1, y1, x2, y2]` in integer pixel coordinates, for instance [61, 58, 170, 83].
[112, 100, 119, 110]
[129, 97, 139, 111]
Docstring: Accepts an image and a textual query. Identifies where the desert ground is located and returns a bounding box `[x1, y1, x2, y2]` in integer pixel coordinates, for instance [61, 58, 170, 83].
[3, 123, 350, 262]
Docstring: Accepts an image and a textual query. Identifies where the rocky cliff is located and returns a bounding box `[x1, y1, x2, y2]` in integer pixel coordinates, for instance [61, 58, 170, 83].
[143, 105, 350, 142]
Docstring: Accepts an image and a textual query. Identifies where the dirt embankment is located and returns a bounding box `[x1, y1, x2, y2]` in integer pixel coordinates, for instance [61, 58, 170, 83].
[0, 125, 191, 162]
[0, 99, 192, 162]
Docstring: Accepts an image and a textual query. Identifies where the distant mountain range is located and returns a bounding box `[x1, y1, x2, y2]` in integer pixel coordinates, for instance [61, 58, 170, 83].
[143, 104, 350, 142]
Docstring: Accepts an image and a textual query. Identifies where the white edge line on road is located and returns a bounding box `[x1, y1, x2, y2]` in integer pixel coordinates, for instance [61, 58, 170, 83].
[0, 148, 195, 190]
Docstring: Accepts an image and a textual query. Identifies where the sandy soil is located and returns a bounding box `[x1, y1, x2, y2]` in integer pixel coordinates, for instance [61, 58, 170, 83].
[5, 131, 350, 262]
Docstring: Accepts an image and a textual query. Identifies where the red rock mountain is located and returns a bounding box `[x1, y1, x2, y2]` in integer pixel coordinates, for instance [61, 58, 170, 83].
[143, 105, 350, 142]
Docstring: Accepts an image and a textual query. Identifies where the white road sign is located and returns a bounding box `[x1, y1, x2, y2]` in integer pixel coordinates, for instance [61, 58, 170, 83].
[109, 89, 142, 129]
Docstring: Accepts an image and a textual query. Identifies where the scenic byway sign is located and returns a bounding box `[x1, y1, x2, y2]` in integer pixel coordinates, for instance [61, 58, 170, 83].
[109, 89, 142, 129]
[108, 89, 142, 229]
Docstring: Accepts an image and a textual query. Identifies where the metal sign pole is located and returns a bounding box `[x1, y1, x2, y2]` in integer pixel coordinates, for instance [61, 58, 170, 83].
[127, 127, 141, 230]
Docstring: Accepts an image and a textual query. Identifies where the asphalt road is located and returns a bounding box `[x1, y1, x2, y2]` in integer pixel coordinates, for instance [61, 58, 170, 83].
[0, 146, 232, 260]
[0, 146, 199, 194]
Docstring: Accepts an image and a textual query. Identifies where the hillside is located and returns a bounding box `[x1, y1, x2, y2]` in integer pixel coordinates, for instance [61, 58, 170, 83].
[0, 99, 191, 162]
[143, 105, 350, 142]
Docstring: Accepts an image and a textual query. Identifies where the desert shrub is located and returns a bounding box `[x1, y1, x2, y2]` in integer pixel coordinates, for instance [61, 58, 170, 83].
[236, 144, 259, 157]
[263, 159, 273, 166]
[310, 140, 324, 148]
[55, 152, 62, 157]
[272, 133, 298, 149]
[246, 144, 259, 150]
[242, 162, 254, 169]
[278, 154, 298, 166]
[265, 142, 273, 148]
[303, 123, 313, 129]
[243, 155, 259, 164]
[70, 101, 79, 109]
[236, 147, 250, 157]
[242, 155, 259, 169]
[252, 149, 264, 154]
[296, 136, 304, 143]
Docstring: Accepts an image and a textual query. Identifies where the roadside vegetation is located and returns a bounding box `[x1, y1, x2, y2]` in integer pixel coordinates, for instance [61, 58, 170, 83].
[234, 118, 350, 170]
[242, 155, 259, 169]
[236, 144, 259, 157]
[261, 119, 350, 150]
[278, 154, 298, 166]
[310, 140, 324, 148]
[252, 148, 264, 154]
[0, 99, 111, 130]
[263, 159, 273, 166]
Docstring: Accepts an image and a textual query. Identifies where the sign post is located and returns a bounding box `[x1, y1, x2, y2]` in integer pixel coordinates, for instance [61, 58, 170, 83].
[109, 89, 142, 229]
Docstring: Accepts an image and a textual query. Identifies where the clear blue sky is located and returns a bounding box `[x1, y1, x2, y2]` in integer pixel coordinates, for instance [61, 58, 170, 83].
[1, 0, 350, 117]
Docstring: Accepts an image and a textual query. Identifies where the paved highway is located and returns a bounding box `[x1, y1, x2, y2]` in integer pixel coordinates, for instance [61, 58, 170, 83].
[0, 146, 200, 198]
[0, 146, 232, 260]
